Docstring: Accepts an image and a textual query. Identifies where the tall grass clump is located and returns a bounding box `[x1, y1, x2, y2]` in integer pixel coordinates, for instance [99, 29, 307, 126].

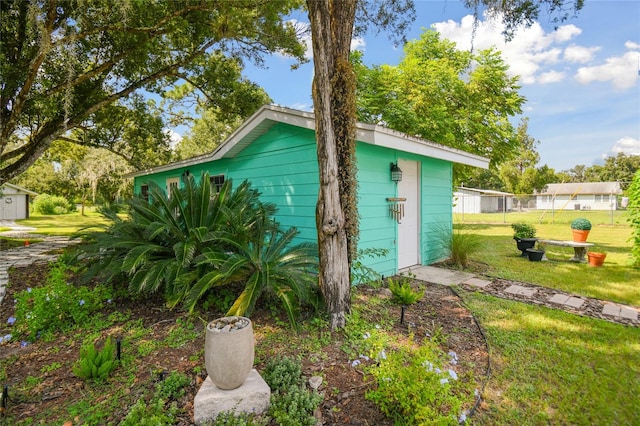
[433, 223, 481, 269]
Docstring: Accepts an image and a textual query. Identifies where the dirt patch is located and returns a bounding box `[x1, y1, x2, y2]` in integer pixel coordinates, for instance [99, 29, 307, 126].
[0, 262, 489, 425]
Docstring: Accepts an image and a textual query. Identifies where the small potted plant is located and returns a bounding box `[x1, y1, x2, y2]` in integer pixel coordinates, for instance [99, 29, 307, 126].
[512, 222, 537, 256]
[587, 246, 607, 267]
[570, 218, 592, 242]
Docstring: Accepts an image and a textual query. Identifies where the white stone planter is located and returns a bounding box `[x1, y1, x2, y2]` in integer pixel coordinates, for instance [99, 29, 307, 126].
[205, 316, 254, 390]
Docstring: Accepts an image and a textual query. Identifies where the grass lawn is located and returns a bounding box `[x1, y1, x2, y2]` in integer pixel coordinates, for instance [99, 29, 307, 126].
[456, 210, 640, 307]
[9, 210, 110, 235]
[463, 291, 640, 425]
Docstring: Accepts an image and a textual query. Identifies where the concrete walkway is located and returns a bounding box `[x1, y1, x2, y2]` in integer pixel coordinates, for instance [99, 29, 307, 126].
[408, 266, 639, 327]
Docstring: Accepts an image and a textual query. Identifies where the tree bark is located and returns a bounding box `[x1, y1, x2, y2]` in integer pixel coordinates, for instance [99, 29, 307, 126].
[307, 0, 358, 330]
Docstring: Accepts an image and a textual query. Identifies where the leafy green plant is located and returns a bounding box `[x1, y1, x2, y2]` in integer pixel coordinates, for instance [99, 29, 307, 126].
[154, 371, 191, 401]
[72, 337, 119, 382]
[351, 247, 390, 286]
[268, 385, 322, 426]
[387, 275, 423, 305]
[77, 174, 318, 327]
[121, 397, 179, 426]
[32, 193, 74, 215]
[13, 261, 111, 341]
[212, 411, 269, 426]
[365, 343, 466, 425]
[570, 218, 592, 230]
[627, 170, 640, 267]
[262, 356, 304, 392]
[186, 211, 319, 329]
[262, 356, 321, 426]
[511, 222, 537, 239]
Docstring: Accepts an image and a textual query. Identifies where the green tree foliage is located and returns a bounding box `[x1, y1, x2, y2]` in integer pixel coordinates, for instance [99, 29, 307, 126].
[78, 174, 318, 326]
[0, 0, 305, 183]
[354, 31, 525, 181]
[628, 170, 640, 267]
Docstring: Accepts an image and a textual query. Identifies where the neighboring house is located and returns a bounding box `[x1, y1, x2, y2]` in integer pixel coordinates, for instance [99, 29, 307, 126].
[453, 187, 514, 214]
[536, 182, 622, 211]
[127, 105, 489, 278]
[0, 183, 37, 220]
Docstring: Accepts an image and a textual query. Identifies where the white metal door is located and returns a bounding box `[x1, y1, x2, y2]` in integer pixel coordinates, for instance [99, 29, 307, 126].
[397, 159, 420, 269]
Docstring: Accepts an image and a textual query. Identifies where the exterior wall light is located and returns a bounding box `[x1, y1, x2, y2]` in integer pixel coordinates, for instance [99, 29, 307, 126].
[390, 162, 403, 183]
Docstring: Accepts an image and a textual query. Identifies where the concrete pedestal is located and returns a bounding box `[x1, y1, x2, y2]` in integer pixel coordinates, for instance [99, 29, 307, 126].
[194, 369, 271, 425]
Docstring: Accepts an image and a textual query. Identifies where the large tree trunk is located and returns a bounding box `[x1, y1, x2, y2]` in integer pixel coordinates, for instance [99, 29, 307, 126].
[307, 0, 358, 330]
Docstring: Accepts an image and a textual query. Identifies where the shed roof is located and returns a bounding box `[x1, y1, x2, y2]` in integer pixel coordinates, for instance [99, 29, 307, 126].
[539, 182, 622, 195]
[0, 183, 38, 196]
[127, 105, 490, 178]
[455, 186, 514, 196]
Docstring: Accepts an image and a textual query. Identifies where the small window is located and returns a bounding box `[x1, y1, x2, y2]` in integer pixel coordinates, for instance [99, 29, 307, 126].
[210, 174, 225, 193]
[140, 185, 149, 202]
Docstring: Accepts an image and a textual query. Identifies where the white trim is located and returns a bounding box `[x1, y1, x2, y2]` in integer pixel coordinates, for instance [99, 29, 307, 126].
[126, 104, 490, 178]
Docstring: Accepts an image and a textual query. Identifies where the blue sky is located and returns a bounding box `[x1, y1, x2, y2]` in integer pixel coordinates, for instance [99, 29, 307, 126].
[241, 0, 640, 173]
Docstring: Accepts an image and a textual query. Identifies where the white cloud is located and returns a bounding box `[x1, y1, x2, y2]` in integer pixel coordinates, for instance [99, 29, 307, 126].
[625, 41, 640, 50]
[432, 14, 583, 85]
[609, 136, 640, 156]
[553, 24, 582, 42]
[564, 44, 600, 63]
[575, 51, 640, 90]
[538, 70, 565, 84]
[351, 37, 366, 52]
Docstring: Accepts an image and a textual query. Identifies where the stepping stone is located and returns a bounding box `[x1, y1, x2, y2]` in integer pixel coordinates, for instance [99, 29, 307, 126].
[619, 307, 639, 321]
[549, 294, 570, 304]
[602, 304, 620, 317]
[463, 277, 491, 288]
[565, 297, 585, 309]
[504, 284, 536, 297]
[602, 304, 638, 321]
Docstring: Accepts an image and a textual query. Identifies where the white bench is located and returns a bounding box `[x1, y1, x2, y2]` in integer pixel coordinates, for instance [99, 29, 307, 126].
[538, 240, 594, 263]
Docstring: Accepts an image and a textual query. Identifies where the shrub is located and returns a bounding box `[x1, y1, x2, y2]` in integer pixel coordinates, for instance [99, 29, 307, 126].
[511, 222, 536, 239]
[72, 337, 119, 382]
[570, 218, 592, 230]
[262, 356, 304, 392]
[387, 275, 423, 305]
[32, 194, 72, 215]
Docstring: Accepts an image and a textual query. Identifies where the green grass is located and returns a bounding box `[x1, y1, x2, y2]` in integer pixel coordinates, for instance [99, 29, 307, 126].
[462, 292, 640, 425]
[14, 210, 109, 235]
[455, 211, 639, 307]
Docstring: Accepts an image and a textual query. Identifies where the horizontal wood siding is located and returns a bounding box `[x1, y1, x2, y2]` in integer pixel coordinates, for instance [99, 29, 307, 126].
[135, 123, 319, 244]
[421, 157, 453, 264]
[356, 143, 399, 279]
[134, 123, 456, 278]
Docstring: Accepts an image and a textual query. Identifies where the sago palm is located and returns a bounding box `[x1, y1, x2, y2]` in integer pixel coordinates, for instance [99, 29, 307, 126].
[185, 212, 319, 329]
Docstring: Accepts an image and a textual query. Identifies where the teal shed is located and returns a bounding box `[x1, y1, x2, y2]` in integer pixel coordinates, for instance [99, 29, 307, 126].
[127, 105, 489, 279]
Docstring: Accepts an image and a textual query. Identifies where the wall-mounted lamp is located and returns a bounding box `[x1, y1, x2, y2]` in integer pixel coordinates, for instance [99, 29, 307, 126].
[390, 162, 403, 184]
[181, 170, 190, 183]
